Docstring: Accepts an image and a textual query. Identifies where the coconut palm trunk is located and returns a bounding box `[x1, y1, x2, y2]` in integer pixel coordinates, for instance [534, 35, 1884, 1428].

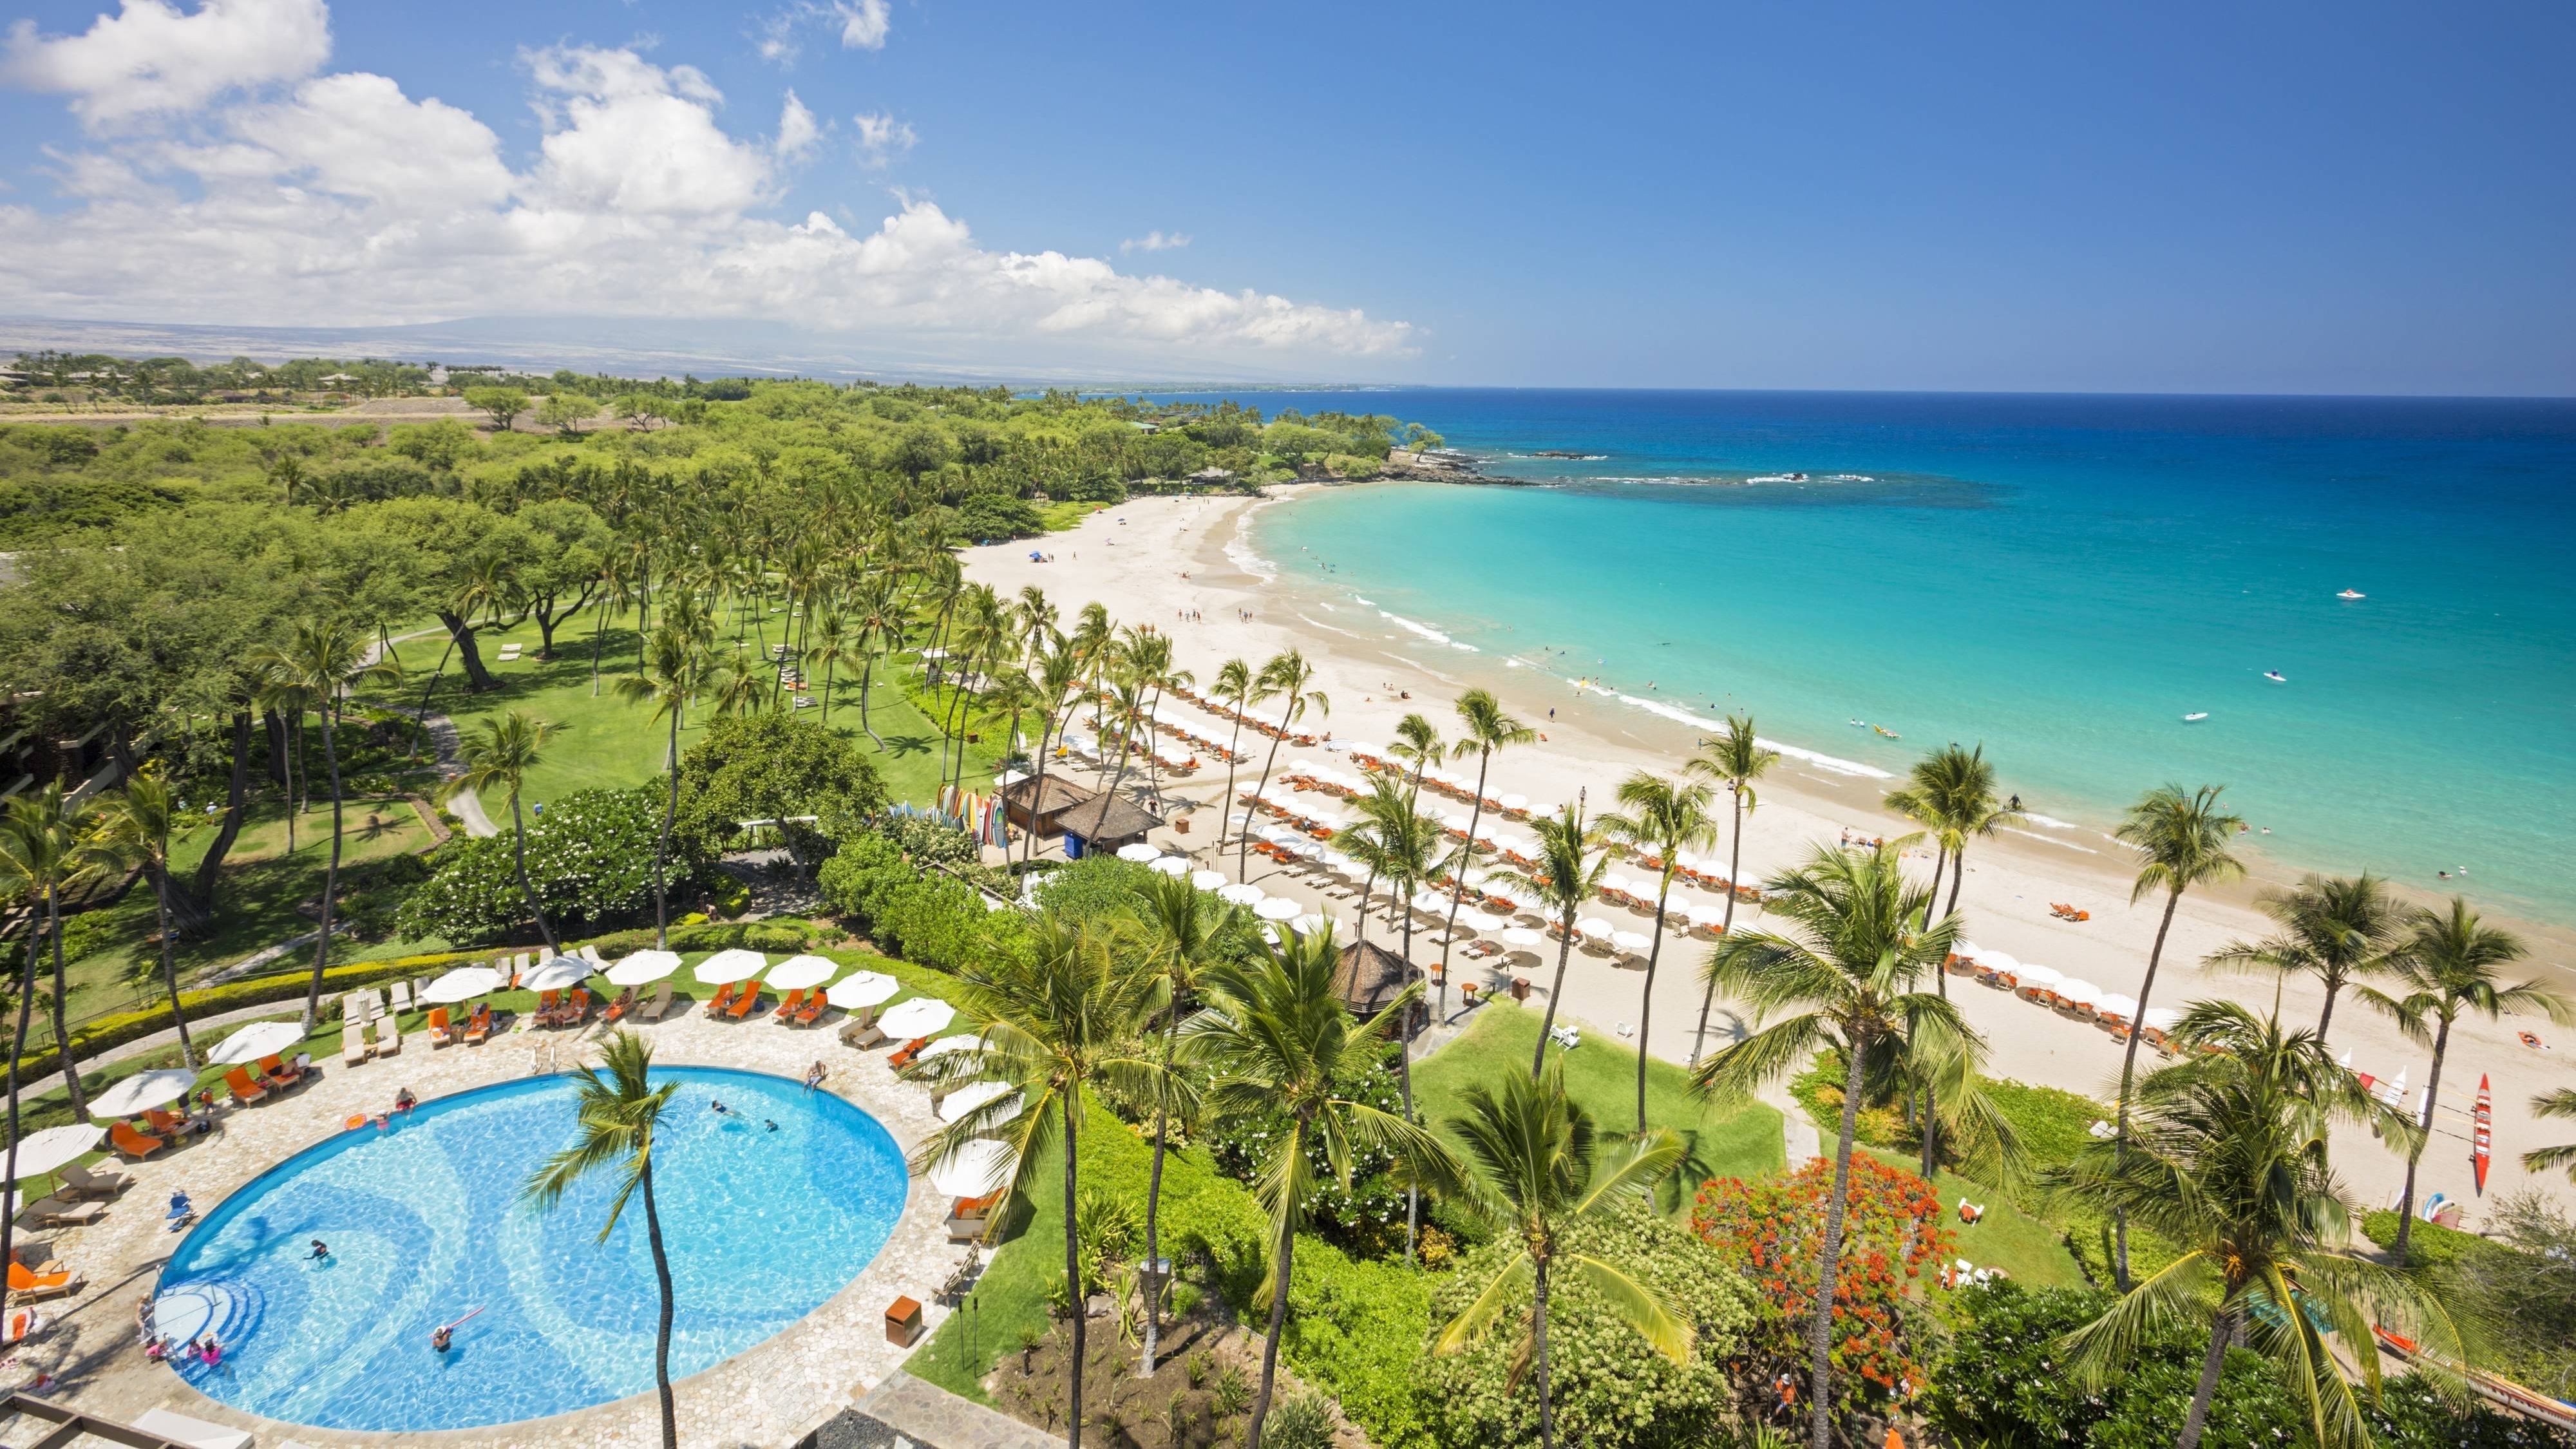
[1532, 922, 1578, 1080]
[42, 889, 85, 1121]
[149, 860, 194, 1069]
[2177, 1305, 2240, 1449]
[641, 1159, 678, 1446]
[1806, 1033, 1870, 1449]
[1239, 713, 1293, 883]
[1693, 787, 1747, 1066]
[1533, 1254, 1557, 1447]
[2, 936, 39, 1281]
[1638, 877, 1671, 1134]
[1247, 1114, 1307, 1449]
[656, 708, 681, 949]
[2394, 1012, 2452, 1258]
[508, 790, 561, 954]
[1435, 748, 1495, 1021]
[2112, 883, 2182, 1287]
[1061, 1093, 1088, 1449]
[303, 706, 345, 1028]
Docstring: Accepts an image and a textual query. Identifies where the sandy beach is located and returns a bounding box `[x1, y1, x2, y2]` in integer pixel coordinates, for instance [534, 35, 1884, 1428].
[962, 488, 2576, 1223]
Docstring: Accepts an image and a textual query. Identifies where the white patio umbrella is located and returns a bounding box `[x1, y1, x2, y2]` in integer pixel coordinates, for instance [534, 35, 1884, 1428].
[417, 966, 503, 1006]
[2096, 992, 2141, 1020]
[91, 1068, 196, 1118]
[927, 1139, 1013, 1198]
[1973, 949, 2020, 975]
[938, 1081, 1022, 1125]
[2015, 964, 2066, 990]
[1501, 927, 1545, 949]
[918, 1034, 981, 1063]
[2, 1124, 103, 1183]
[765, 954, 837, 990]
[1457, 907, 1504, 932]
[1343, 741, 1384, 759]
[1600, 873, 1636, 896]
[2058, 979, 2104, 1009]
[1190, 869, 1227, 891]
[211, 1019, 307, 1065]
[1575, 916, 1615, 940]
[1498, 793, 1529, 812]
[1955, 940, 1985, 961]
[1687, 904, 1731, 928]
[694, 949, 768, 985]
[1150, 856, 1189, 877]
[606, 950, 683, 986]
[1291, 913, 1332, 936]
[2142, 1006, 2185, 1032]
[1253, 896, 1301, 922]
[878, 997, 956, 1039]
[1115, 842, 1161, 863]
[826, 971, 900, 1009]
[1409, 889, 1451, 914]
[1611, 930, 1654, 954]
[523, 957, 589, 992]
[1217, 883, 1264, 906]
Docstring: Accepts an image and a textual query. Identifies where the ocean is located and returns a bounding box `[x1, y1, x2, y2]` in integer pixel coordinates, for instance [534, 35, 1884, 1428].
[1151, 388, 2576, 925]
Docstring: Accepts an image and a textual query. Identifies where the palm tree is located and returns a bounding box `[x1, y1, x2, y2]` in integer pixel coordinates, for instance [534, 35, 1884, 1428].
[1881, 744, 2021, 951]
[1020, 638, 1086, 867]
[1180, 925, 1450, 1449]
[249, 619, 401, 1028]
[1600, 771, 1718, 1133]
[1511, 799, 1612, 1079]
[1691, 843, 1969, 1449]
[523, 1030, 683, 1449]
[88, 767, 202, 1068]
[1236, 649, 1327, 884]
[1338, 774, 1450, 1262]
[616, 624, 714, 950]
[906, 918, 1166, 1449]
[1128, 873, 1236, 1375]
[1685, 715, 1778, 1066]
[448, 712, 565, 954]
[1387, 712, 1443, 795]
[2055, 1001, 2456, 1449]
[1126, 631, 1193, 810]
[2360, 899, 2572, 1259]
[0, 786, 108, 1121]
[1, 835, 44, 1282]
[1433, 1063, 1692, 1448]
[842, 571, 907, 746]
[1432, 689, 1536, 1020]
[2204, 873, 2400, 1043]
[1206, 657, 1256, 867]
[2524, 1088, 2576, 1184]
[807, 605, 851, 724]
[590, 547, 641, 696]
[2108, 784, 2243, 1288]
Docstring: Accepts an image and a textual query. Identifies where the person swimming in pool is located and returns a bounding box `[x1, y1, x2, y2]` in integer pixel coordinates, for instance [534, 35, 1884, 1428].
[308, 1239, 330, 1262]
[430, 1325, 452, 1353]
[710, 1099, 732, 1117]
[764, 1119, 780, 1133]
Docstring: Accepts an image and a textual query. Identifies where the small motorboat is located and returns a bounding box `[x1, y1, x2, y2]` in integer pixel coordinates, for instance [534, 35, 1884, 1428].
[2336, 589, 2366, 600]
[2183, 712, 2210, 723]
[1873, 724, 1900, 739]
[2263, 670, 2286, 683]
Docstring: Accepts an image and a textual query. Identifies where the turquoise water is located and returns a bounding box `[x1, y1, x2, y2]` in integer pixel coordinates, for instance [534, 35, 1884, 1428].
[1213, 390, 2576, 923]
[156, 1066, 907, 1432]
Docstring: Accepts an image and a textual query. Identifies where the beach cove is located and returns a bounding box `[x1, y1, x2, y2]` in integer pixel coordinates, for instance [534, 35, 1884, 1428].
[962, 488, 2576, 1220]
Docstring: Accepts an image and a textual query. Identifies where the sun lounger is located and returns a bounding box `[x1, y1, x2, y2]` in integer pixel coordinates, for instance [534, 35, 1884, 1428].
[701, 981, 741, 1019]
[8, 1260, 80, 1300]
[144, 1107, 197, 1139]
[10, 1243, 61, 1276]
[840, 1016, 886, 1048]
[21, 1197, 101, 1229]
[344, 1023, 368, 1065]
[463, 1007, 490, 1045]
[533, 989, 562, 1025]
[388, 981, 412, 1012]
[223, 1068, 268, 1106]
[59, 1162, 127, 1198]
[946, 1189, 1002, 1240]
[426, 1006, 453, 1046]
[581, 943, 605, 965]
[726, 983, 763, 1020]
[603, 987, 637, 1024]
[794, 990, 828, 1026]
[109, 1121, 166, 1159]
[638, 980, 674, 1022]
[258, 1054, 302, 1092]
[772, 987, 808, 1022]
[886, 1036, 931, 1070]
[131, 1409, 253, 1449]
[375, 1017, 401, 1056]
[565, 987, 592, 1024]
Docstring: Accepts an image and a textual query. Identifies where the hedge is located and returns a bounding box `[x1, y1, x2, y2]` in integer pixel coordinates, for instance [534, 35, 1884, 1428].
[13, 947, 496, 1083]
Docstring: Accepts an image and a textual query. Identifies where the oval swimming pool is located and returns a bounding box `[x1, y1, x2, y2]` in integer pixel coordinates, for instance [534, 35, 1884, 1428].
[155, 1066, 909, 1432]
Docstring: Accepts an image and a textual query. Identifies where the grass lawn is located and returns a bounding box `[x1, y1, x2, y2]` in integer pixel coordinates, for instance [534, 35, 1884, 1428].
[359, 606, 1005, 815]
[1037, 500, 1110, 531]
[1412, 1002, 1785, 1214]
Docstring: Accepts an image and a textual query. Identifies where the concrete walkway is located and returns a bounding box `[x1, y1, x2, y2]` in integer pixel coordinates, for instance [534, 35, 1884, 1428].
[801, 1372, 1065, 1449]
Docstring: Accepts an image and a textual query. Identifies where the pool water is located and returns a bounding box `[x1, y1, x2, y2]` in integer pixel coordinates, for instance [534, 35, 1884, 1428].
[156, 1066, 909, 1432]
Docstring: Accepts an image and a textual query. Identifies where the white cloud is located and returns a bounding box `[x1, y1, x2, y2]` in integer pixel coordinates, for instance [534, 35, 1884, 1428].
[834, 0, 891, 50]
[852, 110, 916, 169]
[1, 0, 330, 126]
[755, 0, 890, 66]
[0, 13, 1414, 368]
[774, 88, 822, 162]
[1121, 230, 1191, 254]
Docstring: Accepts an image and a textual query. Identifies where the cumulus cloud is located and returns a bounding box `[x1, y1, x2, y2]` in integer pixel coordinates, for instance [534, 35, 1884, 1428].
[835, 0, 891, 50]
[0, 8, 1414, 367]
[1121, 230, 1191, 254]
[755, 0, 890, 65]
[852, 110, 916, 169]
[1, 0, 330, 126]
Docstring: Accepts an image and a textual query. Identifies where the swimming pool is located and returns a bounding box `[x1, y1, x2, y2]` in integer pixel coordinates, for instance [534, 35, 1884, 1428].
[155, 1066, 910, 1432]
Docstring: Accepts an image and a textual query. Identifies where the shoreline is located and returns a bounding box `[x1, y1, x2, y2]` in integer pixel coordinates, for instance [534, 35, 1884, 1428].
[962, 488, 2576, 1220]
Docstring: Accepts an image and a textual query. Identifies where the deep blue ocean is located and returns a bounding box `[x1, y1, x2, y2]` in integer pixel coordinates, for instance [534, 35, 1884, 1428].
[1150, 389, 2576, 923]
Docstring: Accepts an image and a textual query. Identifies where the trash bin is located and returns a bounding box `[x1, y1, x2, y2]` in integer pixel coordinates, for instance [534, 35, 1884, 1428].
[1510, 977, 1531, 1003]
[885, 1294, 924, 1347]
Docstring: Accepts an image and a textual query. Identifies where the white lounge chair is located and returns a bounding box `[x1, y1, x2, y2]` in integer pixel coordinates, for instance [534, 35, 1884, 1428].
[375, 1016, 402, 1057]
[637, 980, 675, 1021]
[132, 1408, 255, 1449]
[343, 1023, 368, 1065]
[388, 981, 412, 1012]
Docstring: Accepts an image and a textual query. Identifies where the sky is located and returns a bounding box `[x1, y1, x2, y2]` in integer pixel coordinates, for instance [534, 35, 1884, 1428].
[0, 0, 2570, 392]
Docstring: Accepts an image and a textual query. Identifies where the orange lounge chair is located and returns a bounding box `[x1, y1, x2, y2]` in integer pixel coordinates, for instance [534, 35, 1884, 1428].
[6, 1260, 79, 1301]
[602, 987, 636, 1024]
[223, 1067, 269, 1106]
[701, 981, 741, 1018]
[533, 989, 562, 1025]
[886, 1036, 931, 1070]
[256, 1054, 302, 1091]
[726, 983, 763, 1020]
[564, 987, 592, 1023]
[110, 1121, 166, 1160]
[427, 1006, 453, 1046]
[771, 987, 808, 1021]
[142, 1108, 189, 1138]
[793, 990, 828, 1027]
[463, 1006, 491, 1045]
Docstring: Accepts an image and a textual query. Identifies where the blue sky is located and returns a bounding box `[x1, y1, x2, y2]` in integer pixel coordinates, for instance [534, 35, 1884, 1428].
[1, 0, 2570, 392]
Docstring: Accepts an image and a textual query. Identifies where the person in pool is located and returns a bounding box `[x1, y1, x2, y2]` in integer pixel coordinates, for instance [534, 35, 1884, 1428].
[308, 1239, 330, 1262]
[393, 1087, 417, 1113]
[710, 1099, 732, 1116]
[431, 1325, 453, 1353]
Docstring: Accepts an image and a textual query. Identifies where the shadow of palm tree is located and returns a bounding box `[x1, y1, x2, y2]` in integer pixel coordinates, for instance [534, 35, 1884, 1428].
[880, 734, 936, 759]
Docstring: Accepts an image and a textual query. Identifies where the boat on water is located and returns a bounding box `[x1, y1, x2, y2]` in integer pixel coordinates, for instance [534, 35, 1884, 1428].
[2264, 670, 2287, 683]
[2183, 712, 2210, 722]
[1872, 724, 1900, 739]
[2337, 589, 2367, 600]
[2474, 1075, 2493, 1193]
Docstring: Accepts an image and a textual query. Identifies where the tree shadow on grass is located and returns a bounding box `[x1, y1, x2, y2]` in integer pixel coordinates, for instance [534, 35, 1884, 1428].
[878, 734, 937, 759]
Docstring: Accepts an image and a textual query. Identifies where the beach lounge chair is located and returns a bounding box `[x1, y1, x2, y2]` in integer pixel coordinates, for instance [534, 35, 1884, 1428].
[427, 1006, 453, 1046]
[794, 990, 828, 1027]
[388, 981, 412, 1012]
[10, 1243, 61, 1275]
[8, 1260, 81, 1301]
[771, 987, 808, 1021]
[945, 1189, 1001, 1241]
[110, 1121, 167, 1160]
[223, 1068, 269, 1106]
[257, 1054, 301, 1092]
[375, 1017, 401, 1056]
[726, 983, 763, 1020]
[533, 989, 562, 1025]
[638, 981, 675, 1022]
[840, 1015, 886, 1049]
[565, 987, 592, 1024]
[59, 1162, 127, 1198]
[463, 1006, 491, 1045]
[886, 1036, 931, 1070]
[603, 987, 637, 1024]
[343, 1023, 368, 1066]
[21, 1197, 102, 1229]
[701, 981, 741, 1019]
[130, 1410, 252, 1449]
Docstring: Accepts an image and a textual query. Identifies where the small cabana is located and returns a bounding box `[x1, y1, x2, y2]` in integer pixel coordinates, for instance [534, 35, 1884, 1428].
[1332, 940, 1424, 1027]
[1052, 792, 1162, 860]
[1001, 773, 1099, 839]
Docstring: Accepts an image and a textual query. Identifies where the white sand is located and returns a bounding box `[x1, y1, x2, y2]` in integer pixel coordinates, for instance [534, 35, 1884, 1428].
[963, 490, 2576, 1224]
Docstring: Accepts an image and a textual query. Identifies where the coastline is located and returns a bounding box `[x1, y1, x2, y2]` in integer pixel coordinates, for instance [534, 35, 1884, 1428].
[962, 488, 2576, 1219]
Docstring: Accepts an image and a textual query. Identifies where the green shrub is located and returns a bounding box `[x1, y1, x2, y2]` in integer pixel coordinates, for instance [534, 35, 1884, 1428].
[670, 712, 887, 867]
[1261, 1392, 1340, 1449]
[1416, 1200, 1757, 1449]
[395, 785, 683, 943]
[952, 491, 1046, 542]
[1280, 1239, 1435, 1449]
[2360, 1208, 2503, 1267]
[817, 831, 1027, 974]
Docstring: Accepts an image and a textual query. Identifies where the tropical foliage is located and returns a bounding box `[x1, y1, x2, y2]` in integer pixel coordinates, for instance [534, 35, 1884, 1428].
[397, 786, 686, 943]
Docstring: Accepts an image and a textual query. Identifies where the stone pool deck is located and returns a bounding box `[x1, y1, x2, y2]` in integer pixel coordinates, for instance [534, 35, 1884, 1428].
[3, 1002, 985, 1448]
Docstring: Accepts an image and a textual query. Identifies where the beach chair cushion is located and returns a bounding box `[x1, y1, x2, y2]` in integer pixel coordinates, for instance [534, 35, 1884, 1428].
[375, 1018, 401, 1055]
[111, 1121, 167, 1159]
[426, 1006, 453, 1045]
[130, 1409, 254, 1449]
[726, 985, 762, 1019]
[343, 1024, 368, 1065]
[8, 1260, 78, 1298]
[223, 1068, 268, 1104]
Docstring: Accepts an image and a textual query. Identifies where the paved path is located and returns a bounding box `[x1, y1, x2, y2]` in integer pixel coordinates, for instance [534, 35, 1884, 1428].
[367, 628, 497, 839]
[806, 1372, 1065, 1449]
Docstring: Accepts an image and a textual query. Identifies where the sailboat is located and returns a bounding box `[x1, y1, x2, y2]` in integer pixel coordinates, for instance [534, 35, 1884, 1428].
[2474, 1074, 2494, 1193]
[2183, 712, 2209, 723]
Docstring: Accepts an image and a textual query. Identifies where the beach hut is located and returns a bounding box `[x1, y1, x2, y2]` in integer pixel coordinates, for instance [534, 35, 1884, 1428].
[1054, 792, 1161, 858]
[999, 773, 1097, 840]
[1332, 940, 1423, 1028]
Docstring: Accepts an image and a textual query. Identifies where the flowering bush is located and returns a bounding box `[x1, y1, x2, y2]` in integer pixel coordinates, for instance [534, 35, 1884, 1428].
[395, 786, 690, 943]
[1206, 1054, 1414, 1258]
[1690, 1155, 1953, 1423]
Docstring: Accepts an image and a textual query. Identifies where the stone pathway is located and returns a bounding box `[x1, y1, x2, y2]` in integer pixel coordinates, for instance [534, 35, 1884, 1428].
[797, 1372, 1065, 1449]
